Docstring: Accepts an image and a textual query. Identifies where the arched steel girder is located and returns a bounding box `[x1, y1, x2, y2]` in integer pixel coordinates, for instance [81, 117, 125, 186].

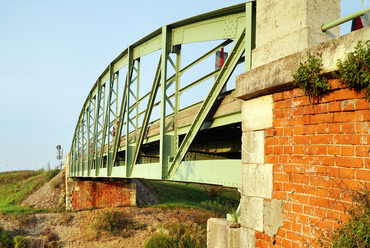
[70, 1, 256, 188]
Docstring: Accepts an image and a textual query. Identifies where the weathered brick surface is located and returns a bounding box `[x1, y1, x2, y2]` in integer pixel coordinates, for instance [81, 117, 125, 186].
[261, 80, 370, 247]
[68, 180, 136, 211]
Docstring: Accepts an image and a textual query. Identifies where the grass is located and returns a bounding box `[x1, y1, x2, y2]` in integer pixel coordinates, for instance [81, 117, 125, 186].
[0, 169, 61, 215]
[139, 179, 240, 214]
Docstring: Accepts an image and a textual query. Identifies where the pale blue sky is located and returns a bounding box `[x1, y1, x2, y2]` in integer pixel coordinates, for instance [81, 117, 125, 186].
[0, 0, 368, 172]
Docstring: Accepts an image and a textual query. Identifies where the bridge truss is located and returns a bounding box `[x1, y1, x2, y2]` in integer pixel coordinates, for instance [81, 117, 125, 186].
[69, 2, 256, 189]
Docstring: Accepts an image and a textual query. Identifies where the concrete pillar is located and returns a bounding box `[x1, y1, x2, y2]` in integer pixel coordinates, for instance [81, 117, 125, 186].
[252, 0, 340, 68]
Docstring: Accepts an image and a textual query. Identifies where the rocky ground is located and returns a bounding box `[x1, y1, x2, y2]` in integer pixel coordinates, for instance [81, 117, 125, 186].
[0, 171, 210, 248]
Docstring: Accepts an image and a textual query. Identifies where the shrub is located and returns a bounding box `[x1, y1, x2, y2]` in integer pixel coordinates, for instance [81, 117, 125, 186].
[293, 56, 330, 100]
[337, 40, 370, 99]
[145, 223, 207, 248]
[326, 189, 370, 247]
[14, 236, 26, 248]
[90, 210, 133, 236]
[0, 227, 14, 248]
[144, 234, 173, 248]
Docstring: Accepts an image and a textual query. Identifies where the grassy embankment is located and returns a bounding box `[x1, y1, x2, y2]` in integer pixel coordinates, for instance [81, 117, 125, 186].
[0, 169, 60, 214]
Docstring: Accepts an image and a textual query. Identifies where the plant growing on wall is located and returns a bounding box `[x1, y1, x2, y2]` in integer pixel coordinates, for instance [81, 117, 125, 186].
[292, 57, 331, 100]
[337, 40, 370, 99]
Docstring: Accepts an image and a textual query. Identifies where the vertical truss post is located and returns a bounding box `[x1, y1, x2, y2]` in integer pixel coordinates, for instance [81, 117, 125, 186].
[87, 94, 95, 176]
[125, 47, 134, 177]
[167, 29, 246, 178]
[92, 78, 104, 176]
[159, 25, 175, 180]
[173, 45, 181, 153]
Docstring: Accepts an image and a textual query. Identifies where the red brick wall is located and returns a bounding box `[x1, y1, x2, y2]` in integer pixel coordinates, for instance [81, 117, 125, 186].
[69, 180, 136, 210]
[260, 79, 370, 247]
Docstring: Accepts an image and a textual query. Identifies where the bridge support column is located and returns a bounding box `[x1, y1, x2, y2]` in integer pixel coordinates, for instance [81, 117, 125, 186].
[65, 180, 136, 211]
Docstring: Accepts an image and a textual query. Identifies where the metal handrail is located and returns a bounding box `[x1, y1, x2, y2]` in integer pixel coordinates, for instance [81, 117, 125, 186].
[322, 7, 370, 32]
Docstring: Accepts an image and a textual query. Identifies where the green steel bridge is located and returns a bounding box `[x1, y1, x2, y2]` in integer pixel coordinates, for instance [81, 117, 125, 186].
[69, 1, 256, 190]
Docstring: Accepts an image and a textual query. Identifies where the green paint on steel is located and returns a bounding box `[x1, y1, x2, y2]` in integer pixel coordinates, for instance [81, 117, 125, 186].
[69, 2, 256, 188]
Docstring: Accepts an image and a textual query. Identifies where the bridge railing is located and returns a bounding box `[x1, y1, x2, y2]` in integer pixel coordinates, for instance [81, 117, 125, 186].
[70, 1, 256, 188]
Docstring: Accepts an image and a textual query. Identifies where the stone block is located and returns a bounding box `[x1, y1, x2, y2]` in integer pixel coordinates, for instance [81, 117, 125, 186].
[241, 196, 263, 232]
[240, 227, 256, 248]
[242, 131, 265, 164]
[242, 164, 273, 199]
[242, 95, 273, 132]
[207, 218, 241, 248]
[253, 0, 340, 67]
[264, 199, 285, 237]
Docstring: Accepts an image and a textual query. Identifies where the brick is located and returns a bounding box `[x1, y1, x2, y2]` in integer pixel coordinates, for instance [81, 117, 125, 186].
[310, 113, 334, 124]
[274, 92, 284, 101]
[274, 146, 284, 154]
[283, 90, 294, 99]
[334, 134, 362, 145]
[266, 155, 278, 163]
[341, 123, 355, 133]
[293, 126, 305, 135]
[289, 174, 309, 184]
[356, 122, 370, 133]
[292, 184, 305, 194]
[341, 146, 354, 156]
[275, 109, 284, 118]
[355, 146, 370, 157]
[321, 93, 335, 103]
[334, 112, 362, 122]
[284, 109, 293, 117]
[328, 123, 341, 133]
[363, 110, 370, 121]
[311, 135, 334, 144]
[316, 104, 328, 114]
[329, 79, 342, 90]
[341, 168, 356, 178]
[284, 146, 294, 154]
[293, 106, 304, 116]
[310, 176, 333, 187]
[316, 124, 329, 134]
[289, 155, 310, 164]
[266, 137, 278, 146]
[327, 166, 340, 177]
[292, 164, 305, 174]
[275, 172, 289, 182]
[292, 136, 309, 145]
[328, 102, 341, 112]
[335, 156, 363, 168]
[275, 100, 289, 109]
[305, 145, 326, 155]
[294, 146, 304, 154]
[333, 89, 362, 100]
[274, 118, 288, 127]
[280, 155, 289, 163]
[292, 223, 302, 233]
[328, 145, 340, 155]
[289, 116, 309, 126]
[291, 97, 309, 107]
[356, 169, 370, 181]
[305, 125, 316, 134]
[279, 137, 290, 145]
[304, 105, 316, 115]
[309, 196, 334, 208]
[341, 100, 355, 111]
[276, 127, 284, 136]
[265, 146, 274, 155]
[356, 99, 370, 110]
[293, 88, 305, 97]
[284, 127, 293, 136]
[310, 156, 334, 166]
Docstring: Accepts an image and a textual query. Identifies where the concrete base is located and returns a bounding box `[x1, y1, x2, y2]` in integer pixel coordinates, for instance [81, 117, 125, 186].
[66, 180, 136, 211]
[207, 218, 241, 248]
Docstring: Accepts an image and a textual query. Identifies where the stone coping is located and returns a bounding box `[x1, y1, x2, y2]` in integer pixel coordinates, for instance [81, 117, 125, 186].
[235, 27, 370, 101]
